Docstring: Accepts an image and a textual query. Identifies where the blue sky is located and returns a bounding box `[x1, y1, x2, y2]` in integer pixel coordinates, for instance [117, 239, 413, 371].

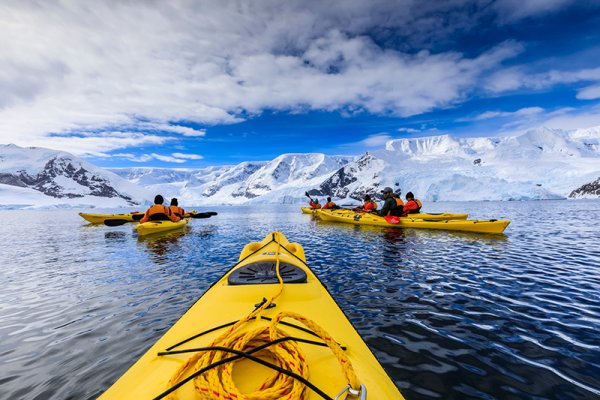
[2, 0, 600, 168]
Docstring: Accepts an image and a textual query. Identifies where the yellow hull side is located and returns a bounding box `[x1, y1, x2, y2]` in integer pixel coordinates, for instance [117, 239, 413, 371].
[302, 207, 468, 220]
[317, 209, 509, 234]
[135, 217, 189, 236]
[79, 212, 141, 224]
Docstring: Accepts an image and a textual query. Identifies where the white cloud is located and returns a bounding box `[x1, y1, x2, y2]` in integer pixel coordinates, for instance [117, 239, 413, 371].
[469, 106, 544, 121]
[492, 0, 575, 22]
[397, 127, 420, 133]
[361, 134, 393, 147]
[0, 1, 529, 152]
[576, 84, 600, 100]
[485, 67, 600, 94]
[25, 132, 174, 157]
[488, 104, 600, 137]
[172, 152, 203, 160]
[0, 0, 597, 158]
[112, 152, 199, 163]
[150, 153, 187, 163]
[143, 123, 207, 137]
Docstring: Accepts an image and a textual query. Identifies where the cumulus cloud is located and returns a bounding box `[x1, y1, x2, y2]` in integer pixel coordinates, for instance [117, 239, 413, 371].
[172, 152, 203, 160]
[0, 0, 531, 152]
[0, 0, 597, 157]
[491, 0, 575, 23]
[485, 66, 600, 94]
[468, 106, 544, 121]
[576, 84, 600, 100]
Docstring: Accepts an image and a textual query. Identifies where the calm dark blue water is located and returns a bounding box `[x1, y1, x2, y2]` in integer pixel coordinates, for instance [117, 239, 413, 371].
[0, 201, 599, 399]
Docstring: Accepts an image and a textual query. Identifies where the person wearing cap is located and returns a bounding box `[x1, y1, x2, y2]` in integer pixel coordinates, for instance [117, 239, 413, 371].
[309, 198, 321, 209]
[322, 196, 338, 209]
[378, 187, 400, 216]
[355, 194, 378, 212]
[402, 192, 422, 215]
[140, 194, 180, 223]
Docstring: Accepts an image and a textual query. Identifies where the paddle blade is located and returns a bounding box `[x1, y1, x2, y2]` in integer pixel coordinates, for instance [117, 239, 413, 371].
[190, 212, 213, 219]
[104, 219, 130, 226]
[384, 216, 400, 224]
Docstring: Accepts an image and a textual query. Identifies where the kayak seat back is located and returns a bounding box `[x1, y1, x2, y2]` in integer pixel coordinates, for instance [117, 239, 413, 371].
[149, 213, 170, 221]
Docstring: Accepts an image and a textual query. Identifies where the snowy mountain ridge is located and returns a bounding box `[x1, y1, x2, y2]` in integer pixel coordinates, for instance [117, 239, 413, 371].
[0, 144, 150, 209]
[1, 125, 599, 209]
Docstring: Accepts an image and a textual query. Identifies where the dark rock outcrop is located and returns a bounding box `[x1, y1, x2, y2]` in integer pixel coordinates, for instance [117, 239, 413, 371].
[569, 177, 600, 198]
[1, 156, 134, 203]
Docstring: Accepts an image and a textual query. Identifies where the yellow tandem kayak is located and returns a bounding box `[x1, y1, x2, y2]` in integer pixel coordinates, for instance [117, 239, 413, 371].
[317, 209, 509, 234]
[79, 212, 142, 224]
[302, 207, 468, 220]
[136, 217, 190, 236]
[100, 232, 404, 399]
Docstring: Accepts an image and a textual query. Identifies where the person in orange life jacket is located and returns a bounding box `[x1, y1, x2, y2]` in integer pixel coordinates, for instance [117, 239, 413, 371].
[355, 194, 378, 212]
[322, 196, 337, 209]
[140, 195, 180, 223]
[402, 192, 422, 216]
[309, 198, 321, 209]
[169, 197, 189, 219]
[393, 192, 404, 208]
[378, 187, 400, 216]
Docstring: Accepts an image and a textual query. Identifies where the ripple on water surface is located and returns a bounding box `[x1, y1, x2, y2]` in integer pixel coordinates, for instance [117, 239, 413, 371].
[0, 202, 599, 399]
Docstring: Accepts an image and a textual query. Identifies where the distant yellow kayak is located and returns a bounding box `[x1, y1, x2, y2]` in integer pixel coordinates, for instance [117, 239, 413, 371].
[136, 217, 190, 236]
[100, 232, 404, 399]
[79, 212, 142, 224]
[317, 209, 509, 234]
[300, 206, 320, 214]
[303, 207, 468, 220]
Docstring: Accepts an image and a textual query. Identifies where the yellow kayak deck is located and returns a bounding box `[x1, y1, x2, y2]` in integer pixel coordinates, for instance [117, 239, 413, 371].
[317, 209, 509, 234]
[100, 232, 404, 399]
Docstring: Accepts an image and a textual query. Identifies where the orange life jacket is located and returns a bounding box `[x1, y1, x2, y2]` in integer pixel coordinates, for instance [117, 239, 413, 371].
[404, 199, 422, 214]
[363, 200, 378, 211]
[395, 198, 404, 207]
[309, 200, 321, 209]
[322, 201, 336, 209]
[170, 205, 185, 218]
[142, 204, 173, 222]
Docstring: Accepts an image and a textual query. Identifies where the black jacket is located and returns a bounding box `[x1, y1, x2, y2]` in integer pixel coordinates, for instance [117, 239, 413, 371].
[379, 196, 399, 216]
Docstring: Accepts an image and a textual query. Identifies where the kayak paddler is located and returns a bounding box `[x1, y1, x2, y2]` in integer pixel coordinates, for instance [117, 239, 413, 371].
[322, 196, 338, 209]
[140, 195, 180, 223]
[309, 198, 321, 209]
[169, 198, 190, 219]
[354, 194, 378, 212]
[402, 191, 423, 216]
[378, 186, 402, 217]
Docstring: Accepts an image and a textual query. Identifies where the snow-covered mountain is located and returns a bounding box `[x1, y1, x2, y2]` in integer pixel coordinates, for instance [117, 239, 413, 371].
[1, 125, 599, 209]
[108, 126, 599, 205]
[110, 154, 353, 205]
[303, 126, 600, 203]
[0, 144, 150, 209]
